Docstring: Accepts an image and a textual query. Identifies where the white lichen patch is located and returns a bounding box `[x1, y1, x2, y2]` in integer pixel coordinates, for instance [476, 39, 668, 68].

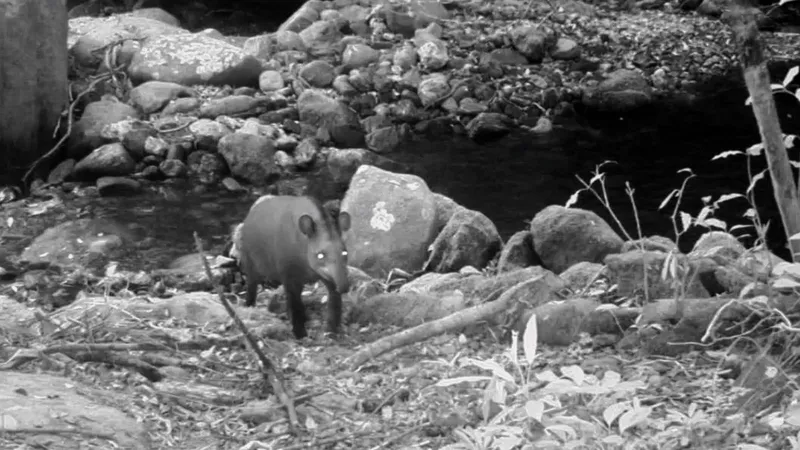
[421, 205, 433, 220]
[68, 15, 187, 49]
[369, 202, 396, 232]
[140, 35, 246, 79]
[138, 45, 170, 67]
[68, 16, 118, 37]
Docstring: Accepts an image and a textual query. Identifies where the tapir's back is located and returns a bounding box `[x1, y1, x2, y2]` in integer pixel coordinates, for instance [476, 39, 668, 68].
[239, 195, 321, 285]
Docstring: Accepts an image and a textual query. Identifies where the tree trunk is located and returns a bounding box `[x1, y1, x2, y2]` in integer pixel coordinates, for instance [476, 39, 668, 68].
[0, 0, 68, 186]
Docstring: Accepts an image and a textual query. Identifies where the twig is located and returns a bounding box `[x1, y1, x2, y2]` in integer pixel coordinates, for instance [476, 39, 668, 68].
[625, 182, 650, 303]
[701, 297, 744, 343]
[280, 429, 378, 450]
[157, 121, 193, 134]
[574, 165, 635, 241]
[0, 427, 115, 440]
[89, 37, 146, 57]
[0, 338, 244, 371]
[369, 422, 431, 450]
[424, 77, 472, 110]
[576, 265, 607, 297]
[192, 232, 299, 433]
[371, 387, 406, 414]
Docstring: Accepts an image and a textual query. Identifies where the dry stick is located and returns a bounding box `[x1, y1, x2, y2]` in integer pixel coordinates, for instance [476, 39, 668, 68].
[192, 232, 299, 432]
[345, 275, 546, 369]
[280, 429, 379, 450]
[368, 422, 432, 450]
[371, 386, 406, 415]
[0, 428, 115, 440]
[625, 183, 650, 303]
[156, 121, 193, 134]
[727, 0, 800, 262]
[71, 351, 163, 382]
[424, 77, 472, 110]
[666, 174, 696, 319]
[0, 341, 210, 371]
[40, 339, 240, 354]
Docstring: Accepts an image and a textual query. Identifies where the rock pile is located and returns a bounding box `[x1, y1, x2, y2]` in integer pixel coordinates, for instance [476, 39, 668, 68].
[46, 0, 751, 192]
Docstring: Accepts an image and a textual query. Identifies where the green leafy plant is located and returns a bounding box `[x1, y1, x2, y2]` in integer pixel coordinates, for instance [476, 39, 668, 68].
[432, 315, 664, 449]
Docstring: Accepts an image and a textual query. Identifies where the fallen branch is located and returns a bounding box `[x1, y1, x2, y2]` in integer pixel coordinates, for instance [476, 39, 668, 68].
[0, 427, 115, 440]
[370, 386, 408, 415]
[368, 422, 431, 450]
[280, 428, 383, 450]
[72, 350, 163, 382]
[193, 232, 299, 433]
[0, 338, 242, 371]
[346, 275, 546, 369]
[152, 379, 247, 408]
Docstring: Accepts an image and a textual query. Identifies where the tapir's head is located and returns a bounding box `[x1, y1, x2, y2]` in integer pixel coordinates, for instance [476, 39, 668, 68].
[298, 211, 352, 293]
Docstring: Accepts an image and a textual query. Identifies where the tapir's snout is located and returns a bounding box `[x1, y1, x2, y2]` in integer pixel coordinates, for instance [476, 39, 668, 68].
[333, 265, 350, 294]
[318, 261, 351, 293]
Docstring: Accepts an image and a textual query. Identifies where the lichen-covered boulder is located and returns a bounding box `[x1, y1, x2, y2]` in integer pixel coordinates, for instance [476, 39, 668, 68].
[341, 165, 438, 278]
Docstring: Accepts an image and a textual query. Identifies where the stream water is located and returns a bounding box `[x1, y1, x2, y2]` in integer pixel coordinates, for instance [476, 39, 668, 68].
[385, 79, 800, 260]
[83, 73, 800, 272]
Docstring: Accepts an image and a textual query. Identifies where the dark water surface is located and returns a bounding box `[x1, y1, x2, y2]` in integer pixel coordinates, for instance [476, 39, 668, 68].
[97, 82, 800, 270]
[374, 83, 800, 260]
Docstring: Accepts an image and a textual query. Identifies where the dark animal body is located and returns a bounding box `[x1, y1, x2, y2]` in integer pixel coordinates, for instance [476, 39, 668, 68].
[239, 195, 351, 339]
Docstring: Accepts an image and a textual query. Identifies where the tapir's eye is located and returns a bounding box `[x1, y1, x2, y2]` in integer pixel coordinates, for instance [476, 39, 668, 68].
[317, 252, 324, 260]
[342, 250, 348, 257]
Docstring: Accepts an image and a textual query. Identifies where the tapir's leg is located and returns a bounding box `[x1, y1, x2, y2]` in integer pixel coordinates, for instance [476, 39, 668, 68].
[245, 276, 259, 307]
[284, 281, 307, 339]
[322, 280, 342, 335]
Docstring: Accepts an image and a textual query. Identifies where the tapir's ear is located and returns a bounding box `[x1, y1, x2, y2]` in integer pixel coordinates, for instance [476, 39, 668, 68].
[338, 211, 351, 233]
[298, 214, 316, 237]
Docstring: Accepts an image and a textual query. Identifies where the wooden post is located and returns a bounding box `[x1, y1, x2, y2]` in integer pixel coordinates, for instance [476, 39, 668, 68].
[727, 0, 800, 262]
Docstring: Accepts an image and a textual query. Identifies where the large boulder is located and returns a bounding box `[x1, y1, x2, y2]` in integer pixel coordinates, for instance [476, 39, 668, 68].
[0, 371, 151, 449]
[341, 165, 438, 278]
[530, 205, 624, 274]
[68, 15, 187, 68]
[72, 142, 137, 179]
[582, 69, 654, 113]
[299, 19, 346, 58]
[377, 0, 451, 38]
[19, 218, 141, 269]
[497, 230, 537, 273]
[1, 0, 68, 182]
[217, 132, 279, 185]
[278, 0, 324, 33]
[128, 33, 263, 87]
[129, 81, 194, 114]
[66, 100, 140, 159]
[423, 208, 503, 273]
[604, 251, 711, 299]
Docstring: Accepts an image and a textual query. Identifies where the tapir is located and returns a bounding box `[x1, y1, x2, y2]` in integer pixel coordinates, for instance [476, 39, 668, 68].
[238, 195, 351, 339]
